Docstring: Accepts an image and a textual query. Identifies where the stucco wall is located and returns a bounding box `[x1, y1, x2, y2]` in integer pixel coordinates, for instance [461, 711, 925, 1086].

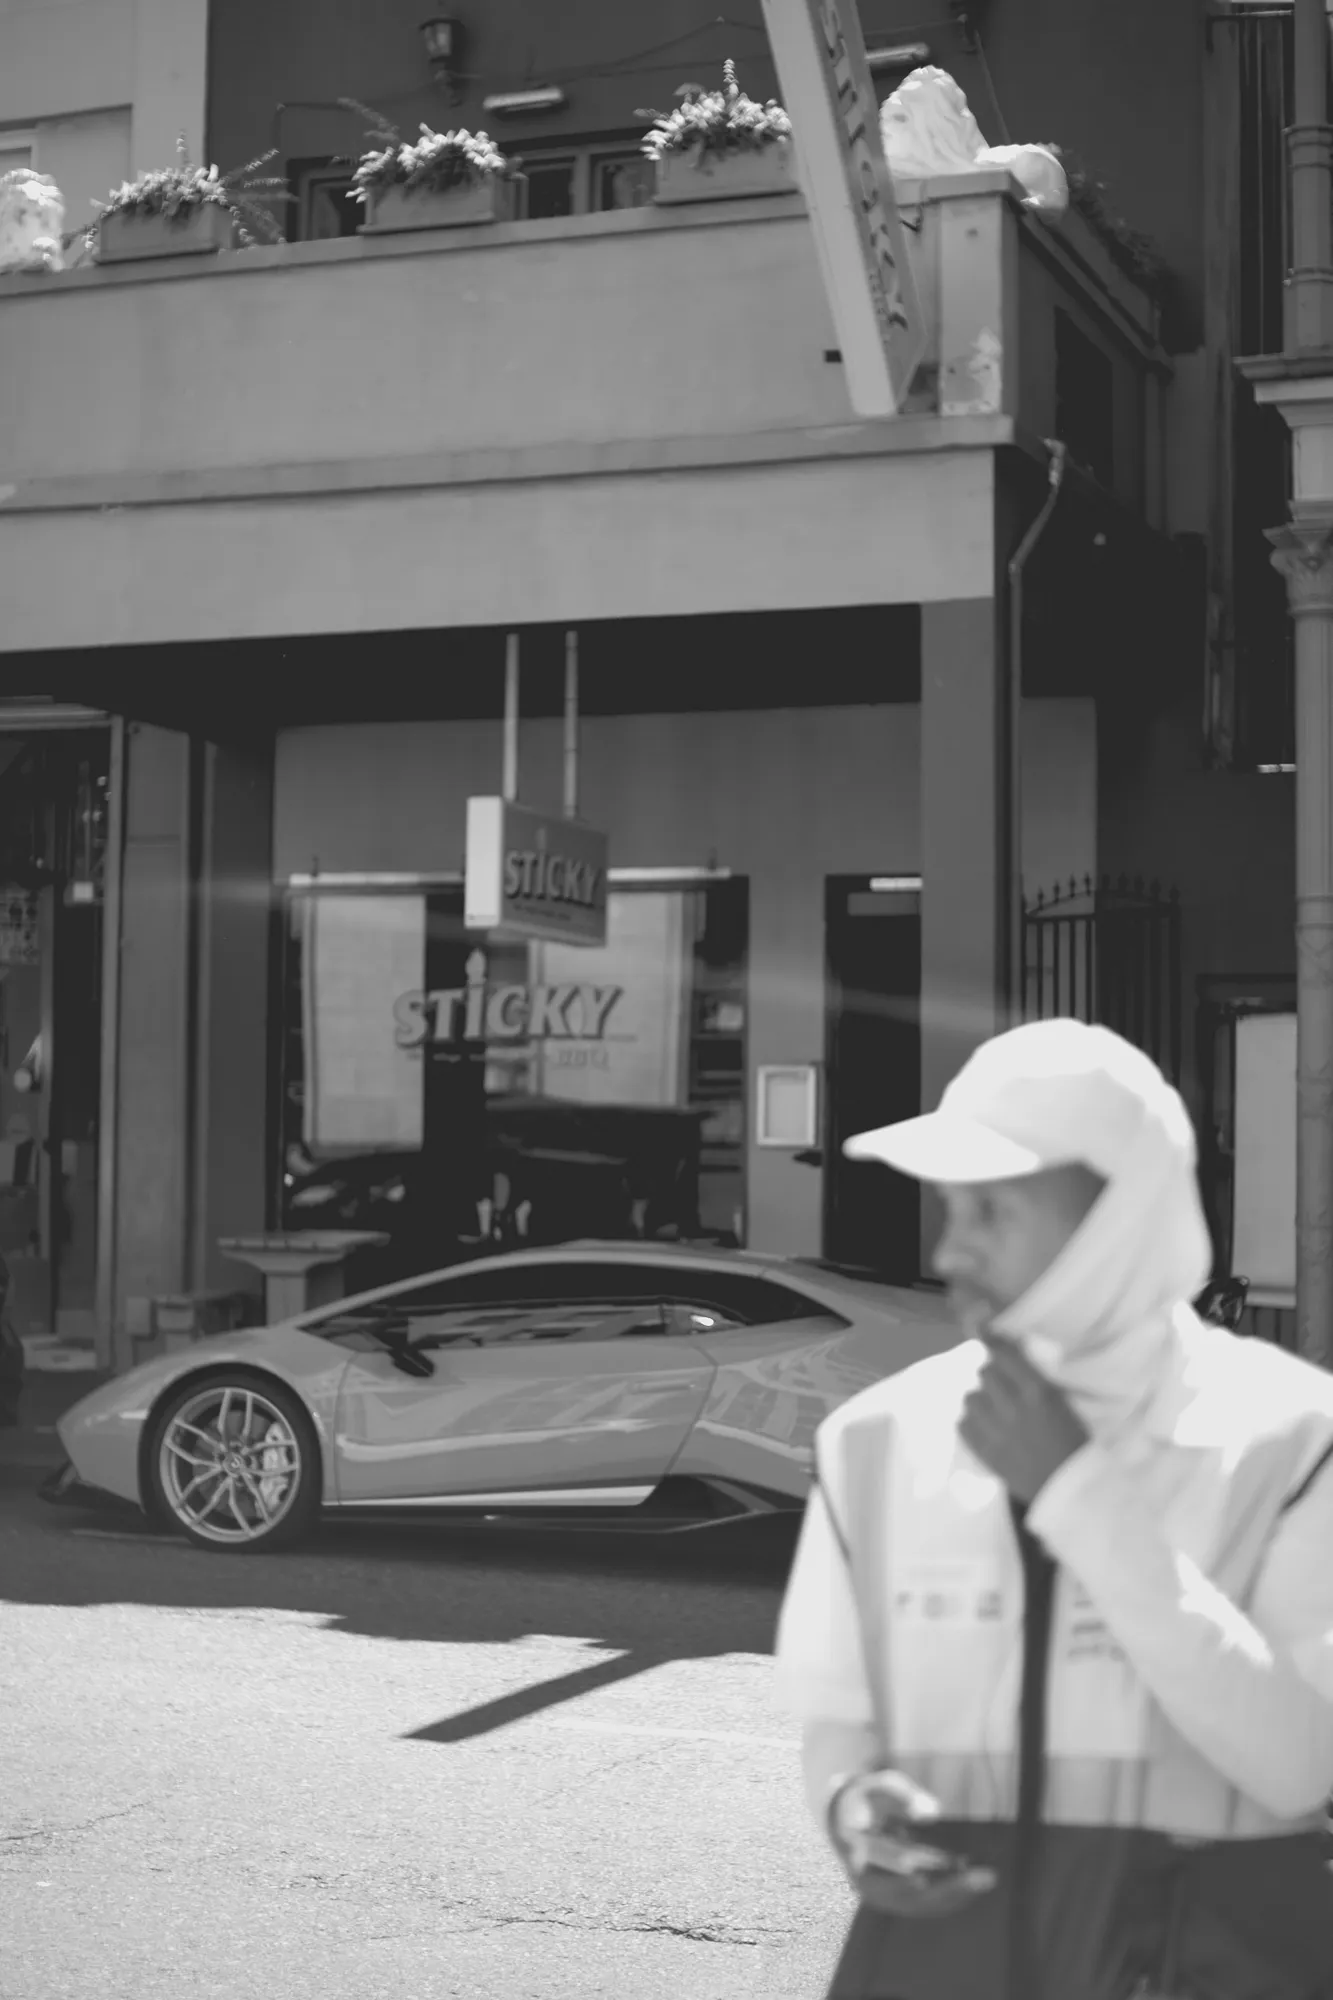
[192, 739, 274, 1301]
[2, 0, 207, 233]
[0, 449, 997, 652]
[113, 721, 192, 1342]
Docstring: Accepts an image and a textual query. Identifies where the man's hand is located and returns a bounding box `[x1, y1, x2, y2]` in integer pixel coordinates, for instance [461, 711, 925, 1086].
[959, 1334, 1089, 1504]
[828, 1769, 996, 1919]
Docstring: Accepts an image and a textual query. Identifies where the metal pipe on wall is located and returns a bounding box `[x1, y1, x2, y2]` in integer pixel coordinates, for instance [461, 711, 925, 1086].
[1287, 0, 1333, 349]
[503, 633, 520, 802]
[564, 629, 579, 820]
[94, 715, 125, 1371]
[1006, 439, 1068, 1026]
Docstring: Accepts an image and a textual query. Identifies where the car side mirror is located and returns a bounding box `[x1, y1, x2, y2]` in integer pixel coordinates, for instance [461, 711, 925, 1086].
[1196, 1276, 1249, 1332]
[374, 1317, 435, 1379]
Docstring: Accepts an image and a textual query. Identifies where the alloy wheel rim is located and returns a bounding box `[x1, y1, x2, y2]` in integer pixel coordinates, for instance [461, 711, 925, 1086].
[159, 1384, 302, 1544]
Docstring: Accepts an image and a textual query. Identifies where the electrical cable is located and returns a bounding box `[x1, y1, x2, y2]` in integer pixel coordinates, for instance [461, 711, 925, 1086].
[970, 31, 1012, 144]
[267, 12, 976, 160]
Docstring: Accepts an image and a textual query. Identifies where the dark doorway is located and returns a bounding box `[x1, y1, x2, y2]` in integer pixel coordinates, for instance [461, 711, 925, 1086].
[823, 878, 921, 1279]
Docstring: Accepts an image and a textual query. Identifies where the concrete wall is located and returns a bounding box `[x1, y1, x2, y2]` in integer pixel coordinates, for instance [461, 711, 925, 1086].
[0, 175, 1152, 655]
[1, 0, 208, 235]
[0, 211, 853, 480]
[35, 110, 132, 240]
[0, 449, 998, 653]
[273, 695, 1095, 1255]
[112, 721, 193, 1349]
[0, 187, 1147, 489]
[191, 740, 274, 1301]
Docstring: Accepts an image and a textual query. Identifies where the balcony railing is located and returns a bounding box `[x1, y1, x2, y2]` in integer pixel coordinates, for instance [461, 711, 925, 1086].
[0, 171, 1166, 520]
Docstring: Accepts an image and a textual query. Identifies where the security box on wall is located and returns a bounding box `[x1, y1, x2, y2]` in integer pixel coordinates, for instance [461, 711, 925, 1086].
[756, 1064, 820, 1148]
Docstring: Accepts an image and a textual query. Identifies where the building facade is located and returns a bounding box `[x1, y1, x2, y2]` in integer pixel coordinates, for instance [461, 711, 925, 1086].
[0, 0, 1299, 1365]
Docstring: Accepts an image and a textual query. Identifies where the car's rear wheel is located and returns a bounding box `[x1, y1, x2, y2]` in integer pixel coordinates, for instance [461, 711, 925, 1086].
[146, 1374, 321, 1553]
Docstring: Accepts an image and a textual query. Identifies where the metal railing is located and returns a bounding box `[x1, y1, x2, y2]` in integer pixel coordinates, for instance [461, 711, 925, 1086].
[1023, 874, 1182, 1081]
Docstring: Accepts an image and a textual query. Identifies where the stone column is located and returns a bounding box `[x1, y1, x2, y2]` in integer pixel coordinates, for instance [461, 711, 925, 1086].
[1268, 517, 1333, 1367]
[190, 738, 274, 1302]
[111, 724, 194, 1368]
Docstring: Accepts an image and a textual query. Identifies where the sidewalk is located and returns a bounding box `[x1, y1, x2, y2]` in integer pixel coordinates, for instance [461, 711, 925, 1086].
[0, 1354, 109, 1485]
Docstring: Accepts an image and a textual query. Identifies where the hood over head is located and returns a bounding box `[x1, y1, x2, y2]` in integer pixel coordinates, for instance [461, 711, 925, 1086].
[846, 1019, 1213, 1431]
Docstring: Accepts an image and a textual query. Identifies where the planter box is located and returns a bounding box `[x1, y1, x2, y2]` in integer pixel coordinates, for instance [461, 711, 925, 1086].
[96, 203, 236, 264]
[653, 144, 796, 206]
[361, 179, 519, 234]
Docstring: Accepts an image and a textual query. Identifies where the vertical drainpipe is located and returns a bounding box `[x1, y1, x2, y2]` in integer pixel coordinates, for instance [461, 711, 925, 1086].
[563, 629, 579, 821]
[1006, 439, 1069, 1025]
[94, 716, 126, 1371]
[1275, 0, 1333, 1365]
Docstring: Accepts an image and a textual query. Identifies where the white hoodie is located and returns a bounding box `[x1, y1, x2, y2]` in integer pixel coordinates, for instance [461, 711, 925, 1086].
[776, 1048, 1333, 1834]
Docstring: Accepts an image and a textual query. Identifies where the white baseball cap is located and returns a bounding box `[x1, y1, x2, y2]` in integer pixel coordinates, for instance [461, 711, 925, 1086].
[843, 1018, 1194, 1186]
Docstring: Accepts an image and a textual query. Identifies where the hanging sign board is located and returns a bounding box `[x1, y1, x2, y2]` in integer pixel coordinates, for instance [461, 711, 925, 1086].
[465, 797, 609, 947]
[759, 0, 926, 416]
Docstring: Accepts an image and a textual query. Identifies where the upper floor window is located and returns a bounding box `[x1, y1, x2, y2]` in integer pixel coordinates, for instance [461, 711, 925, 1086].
[1053, 309, 1115, 490]
[288, 140, 655, 242]
[0, 130, 35, 178]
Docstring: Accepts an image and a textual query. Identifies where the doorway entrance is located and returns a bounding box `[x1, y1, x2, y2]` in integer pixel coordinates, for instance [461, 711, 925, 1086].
[823, 877, 921, 1279]
[0, 730, 109, 1338]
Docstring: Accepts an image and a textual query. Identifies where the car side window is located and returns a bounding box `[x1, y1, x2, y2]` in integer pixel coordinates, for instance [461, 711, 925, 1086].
[660, 1273, 849, 1329]
[411, 1298, 666, 1348]
[313, 1266, 667, 1350]
[311, 1259, 844, 1349]
[662, 1302, 742, 1337]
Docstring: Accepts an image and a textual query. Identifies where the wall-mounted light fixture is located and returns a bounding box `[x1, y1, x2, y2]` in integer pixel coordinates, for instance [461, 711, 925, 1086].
[865, 42, 931, 73]
[420, 16, 465, 98]
[481, 85, 568, 116]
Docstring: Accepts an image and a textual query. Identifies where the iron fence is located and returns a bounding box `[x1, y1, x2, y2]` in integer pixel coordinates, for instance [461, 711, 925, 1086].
[1023, 874, 1182, 1082]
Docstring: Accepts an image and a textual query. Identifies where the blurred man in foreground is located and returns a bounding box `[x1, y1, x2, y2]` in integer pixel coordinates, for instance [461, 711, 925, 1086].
[776, 1019, 1333, 1999]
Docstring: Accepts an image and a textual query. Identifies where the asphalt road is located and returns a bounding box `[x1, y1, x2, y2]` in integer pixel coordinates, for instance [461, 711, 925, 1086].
[0, 1482, 852, 2000]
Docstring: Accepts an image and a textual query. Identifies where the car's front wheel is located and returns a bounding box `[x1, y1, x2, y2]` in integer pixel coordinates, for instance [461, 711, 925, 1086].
[146, 1374, 321, 1553]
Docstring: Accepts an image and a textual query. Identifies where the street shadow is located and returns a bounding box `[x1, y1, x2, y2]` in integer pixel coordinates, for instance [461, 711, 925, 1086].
[0, 1496, 802, 1744]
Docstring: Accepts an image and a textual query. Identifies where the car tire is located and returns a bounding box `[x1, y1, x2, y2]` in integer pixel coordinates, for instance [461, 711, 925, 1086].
[145, 1371, 322, 1554]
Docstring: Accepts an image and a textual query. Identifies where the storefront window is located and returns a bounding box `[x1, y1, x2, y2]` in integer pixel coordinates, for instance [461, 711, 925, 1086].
[278, 881, 747, 1279]
[0, 730, 108, 1335]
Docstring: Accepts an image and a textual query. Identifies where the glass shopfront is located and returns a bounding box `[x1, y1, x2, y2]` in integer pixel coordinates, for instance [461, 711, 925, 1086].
[277, 878, 747, 1283]
[0, 727, 110, 1337]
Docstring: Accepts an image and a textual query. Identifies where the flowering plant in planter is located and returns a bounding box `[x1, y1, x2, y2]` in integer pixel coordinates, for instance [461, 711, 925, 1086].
[1048, 147, 1167, 305]
[343, 100, 519, 203]
[638, 60, 792, 166]
[85, 135, 290, 249]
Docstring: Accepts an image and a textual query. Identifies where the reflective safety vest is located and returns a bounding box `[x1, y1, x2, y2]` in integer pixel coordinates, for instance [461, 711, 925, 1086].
[815, 1325, 1333, 1843]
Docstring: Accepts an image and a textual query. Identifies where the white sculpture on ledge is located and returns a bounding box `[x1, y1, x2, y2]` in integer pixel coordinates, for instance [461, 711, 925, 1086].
[0, 168, 65, 274]
[880, 67, 1068, 216]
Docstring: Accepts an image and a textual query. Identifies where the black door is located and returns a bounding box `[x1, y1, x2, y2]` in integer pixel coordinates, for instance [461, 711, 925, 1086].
[823, 879, 921, 1279]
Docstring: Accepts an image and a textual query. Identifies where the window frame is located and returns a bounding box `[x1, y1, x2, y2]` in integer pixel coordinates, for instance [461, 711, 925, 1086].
[285, 138, 654, 241]
[0, 130, 36, 176]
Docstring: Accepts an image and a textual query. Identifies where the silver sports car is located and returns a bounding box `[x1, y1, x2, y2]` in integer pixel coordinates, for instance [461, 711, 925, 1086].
[41, 1242, 962, 1552]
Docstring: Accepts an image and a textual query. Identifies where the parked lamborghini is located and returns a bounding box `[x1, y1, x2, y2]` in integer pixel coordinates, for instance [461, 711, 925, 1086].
[39, 1242, 965, 1552]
